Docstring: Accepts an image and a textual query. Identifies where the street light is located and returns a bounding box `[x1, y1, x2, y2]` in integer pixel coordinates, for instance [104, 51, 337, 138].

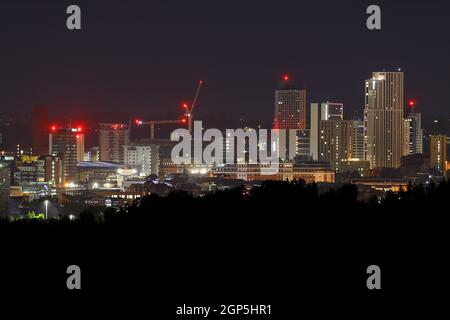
[44, 200, 49, 220]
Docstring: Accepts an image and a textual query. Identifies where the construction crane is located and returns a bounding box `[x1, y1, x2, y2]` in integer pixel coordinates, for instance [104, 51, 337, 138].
[182, 80, 203, 133]
[135, 119, 186, 139]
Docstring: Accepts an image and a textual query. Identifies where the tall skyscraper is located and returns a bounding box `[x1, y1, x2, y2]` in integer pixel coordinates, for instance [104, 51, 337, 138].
[274, 76, 307, 130]
[430, 135, 448, 173]
[364, 71, 404, 168]
[49, 126, 84, 181]
[98, 123, 130, 164]
[319, 120, 353, 172]
[31, 106, 49, 156]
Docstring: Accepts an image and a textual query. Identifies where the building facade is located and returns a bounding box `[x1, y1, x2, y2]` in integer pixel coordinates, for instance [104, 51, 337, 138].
[124, 143, 160, 177]
[274, 83, 307, 130]
[319, 120, 353, 172]
[49, 127, 85, 181]
[404, 112, 423, 155]
[352, 120, 365, 160]
[98, 123, 130, 164]
[365, 71, 404, 168]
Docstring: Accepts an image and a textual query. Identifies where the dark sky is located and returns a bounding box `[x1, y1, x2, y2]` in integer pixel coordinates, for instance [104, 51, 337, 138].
[1, 0, 450, 127]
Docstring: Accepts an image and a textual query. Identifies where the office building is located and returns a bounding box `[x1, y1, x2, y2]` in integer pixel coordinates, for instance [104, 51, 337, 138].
[319, 120, 353, 172]
[98, 123, 130, 163]
[274, 78, 307, 130]
[49, 126, 85, 180]
[364, 71, 404, 168]
[124, 143, 160, 177]
[310, 102, 345, 160]
[352, 120, 365, 160]
[405, 112, 423, 155]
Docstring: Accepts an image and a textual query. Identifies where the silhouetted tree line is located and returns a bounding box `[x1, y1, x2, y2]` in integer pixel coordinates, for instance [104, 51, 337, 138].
[1, 179, 449, 229]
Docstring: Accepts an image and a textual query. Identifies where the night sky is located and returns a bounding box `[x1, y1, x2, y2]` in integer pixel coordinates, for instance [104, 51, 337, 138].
[1, 0, 450, 128]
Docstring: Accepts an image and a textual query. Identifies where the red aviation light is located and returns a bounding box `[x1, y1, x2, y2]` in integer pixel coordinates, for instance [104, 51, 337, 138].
[282, 74, 290, 81]
[408, 100, 416, 108]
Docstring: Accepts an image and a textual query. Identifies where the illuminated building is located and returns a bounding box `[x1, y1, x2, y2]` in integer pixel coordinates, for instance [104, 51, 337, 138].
[124, 143, 160, 177]
[404, 110, 423, 155]
[49, 126, 85, 180]
[430, 135, 448, 173]
[31, 106, 49, 156]
[310, 102, 344, 161]
[319, 120, 353, 172]
[0, 161, 10, 215]
[13, 156, 41, 187]
[212, 160, 334, 183]
[40, 155, 65, 187]
[274, 76, 307, 130]
[77, 161, 124, 189]
[98, 123, 130, 163]
[364, 71, 404, 169]
[352, 120, 365, 160]
[85, 147, 99, 162]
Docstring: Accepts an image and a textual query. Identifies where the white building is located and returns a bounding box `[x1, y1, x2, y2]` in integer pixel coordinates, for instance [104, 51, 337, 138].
[124, 143, 160, 177]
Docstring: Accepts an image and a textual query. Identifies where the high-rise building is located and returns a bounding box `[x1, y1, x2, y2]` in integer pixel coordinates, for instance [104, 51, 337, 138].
[310, 102, 345, 161]
[124, 143, 160, 177]
[430, 135, 448, 173]
[0, 162, 10, 215]
[49, 127, 85, 180]
[319, 120, 353, 172]
[405, 112, 423, 155]
[364, 71, 404, 168]
[31, 106, 49, 156]
[274, 77, 307, 130]
[352, 120, 365, 160]
[98, 123, 130, 163]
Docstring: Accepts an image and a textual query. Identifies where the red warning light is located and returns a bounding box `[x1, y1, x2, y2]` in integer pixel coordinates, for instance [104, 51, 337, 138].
[135, 119, 143, 125]
[182, 103, 189, 109]
[181, 118, 187, 124]
[282, 74, 289, 81]
[77, 126, 83, 132]
[50, 125, 57, 132]
[408, 100, 416, 108]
